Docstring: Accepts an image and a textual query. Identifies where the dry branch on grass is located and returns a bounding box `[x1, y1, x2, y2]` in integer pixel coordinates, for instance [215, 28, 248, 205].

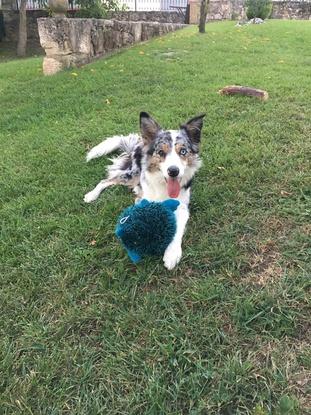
[219, 85, 269, 101]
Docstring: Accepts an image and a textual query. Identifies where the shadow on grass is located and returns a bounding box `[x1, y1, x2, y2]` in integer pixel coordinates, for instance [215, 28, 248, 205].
[0, 40, 44, 62]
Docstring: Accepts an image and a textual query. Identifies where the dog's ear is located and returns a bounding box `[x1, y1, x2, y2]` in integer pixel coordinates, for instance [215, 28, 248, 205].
[181, 114, 206, 143]
[140, 112, 161, 144]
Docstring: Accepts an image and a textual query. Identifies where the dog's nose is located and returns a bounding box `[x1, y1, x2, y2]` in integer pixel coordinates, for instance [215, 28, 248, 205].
[167, 166, 180, 178]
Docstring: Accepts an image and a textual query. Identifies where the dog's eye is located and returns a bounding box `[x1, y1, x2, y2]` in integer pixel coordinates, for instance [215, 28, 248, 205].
[180, 148, 187, 156]
[158, 150, 165, 157]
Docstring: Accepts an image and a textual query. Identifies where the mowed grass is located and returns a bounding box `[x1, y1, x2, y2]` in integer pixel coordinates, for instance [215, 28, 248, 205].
[0, 20, 310, 414]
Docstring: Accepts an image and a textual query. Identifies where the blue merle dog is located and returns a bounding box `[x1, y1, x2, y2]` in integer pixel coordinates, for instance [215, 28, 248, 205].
[84, 112, 205, 269]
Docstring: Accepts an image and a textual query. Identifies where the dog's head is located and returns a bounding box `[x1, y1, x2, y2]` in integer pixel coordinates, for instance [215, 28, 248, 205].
[140, 112, 205, 198]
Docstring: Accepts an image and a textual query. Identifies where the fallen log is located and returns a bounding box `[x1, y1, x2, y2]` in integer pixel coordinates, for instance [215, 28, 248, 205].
[219, 85, 269, 101]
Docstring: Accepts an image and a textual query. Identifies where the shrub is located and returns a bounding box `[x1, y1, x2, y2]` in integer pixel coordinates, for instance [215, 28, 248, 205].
[245, 0, 272, 19]
[74, 0, 120, 18]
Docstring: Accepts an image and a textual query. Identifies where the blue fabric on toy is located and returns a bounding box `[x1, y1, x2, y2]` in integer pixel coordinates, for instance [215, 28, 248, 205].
[115, 199, 180, 263]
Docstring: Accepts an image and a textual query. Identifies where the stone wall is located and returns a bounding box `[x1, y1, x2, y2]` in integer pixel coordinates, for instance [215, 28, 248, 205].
[192, 0, 311, 21]
[2, 10, 48, 43]
[1, 9, 184, 47]
[107, 10, 185, 23]
[189, 0, 245, 23]
[271, 1, 311, 19]
[38, 18, 186, 75]
[207, 0, 245, 20]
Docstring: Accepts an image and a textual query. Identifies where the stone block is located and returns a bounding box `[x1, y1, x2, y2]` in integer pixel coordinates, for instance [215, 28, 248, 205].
[38, 17, 187, 75]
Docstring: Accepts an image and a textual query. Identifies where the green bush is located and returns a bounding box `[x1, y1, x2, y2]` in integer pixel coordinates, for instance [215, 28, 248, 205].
[74, 0, 120, 18]
[245, 0, 272, 19]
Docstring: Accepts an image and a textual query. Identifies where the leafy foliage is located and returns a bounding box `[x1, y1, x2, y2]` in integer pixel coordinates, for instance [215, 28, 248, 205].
[74, 0, 121, 18]
[246, 0, 272, 19]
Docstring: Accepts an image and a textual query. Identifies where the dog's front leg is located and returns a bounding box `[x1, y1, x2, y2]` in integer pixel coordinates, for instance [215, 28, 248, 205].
[163, 203, 189, 270]
[84, 179, 115, 203]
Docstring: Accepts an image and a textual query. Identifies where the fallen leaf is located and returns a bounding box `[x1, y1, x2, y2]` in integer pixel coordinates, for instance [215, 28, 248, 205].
[139, 51, 145, 55]
[71, 72, 78, 77]
[105, 99, 111, 105]
[280, 190, 292, 197]
[89, 240, 97, 246]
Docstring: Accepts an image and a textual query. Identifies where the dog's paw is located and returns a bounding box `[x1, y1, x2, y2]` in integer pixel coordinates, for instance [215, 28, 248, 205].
[163, 242, 182, 270]
[84, 191, 98, 203]
[86, 149, 96, 162]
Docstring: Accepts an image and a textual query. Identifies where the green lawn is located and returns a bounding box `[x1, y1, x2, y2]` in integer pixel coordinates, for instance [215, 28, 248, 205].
[1, 20, 310, 414]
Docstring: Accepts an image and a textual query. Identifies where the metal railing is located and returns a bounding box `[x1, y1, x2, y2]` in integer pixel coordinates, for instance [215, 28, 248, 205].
[13, 0, 188, 11]
[119, 0, 187, 10]
[12, 0, 309, 11]
[13, 0, 79, 9]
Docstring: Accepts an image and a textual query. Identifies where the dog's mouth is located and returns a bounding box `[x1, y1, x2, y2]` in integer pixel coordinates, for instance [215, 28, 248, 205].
[166, 177, 181, 199]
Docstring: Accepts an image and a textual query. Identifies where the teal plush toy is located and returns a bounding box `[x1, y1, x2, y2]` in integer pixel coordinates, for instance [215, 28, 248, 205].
[115, 199, 180, 263]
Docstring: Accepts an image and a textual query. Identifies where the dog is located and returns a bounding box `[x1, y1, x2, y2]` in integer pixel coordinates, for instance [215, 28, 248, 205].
[84, 112, 205, 270]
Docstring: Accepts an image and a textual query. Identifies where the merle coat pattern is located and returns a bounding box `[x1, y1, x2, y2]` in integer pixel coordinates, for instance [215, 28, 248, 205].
[84, 112, 205, 270]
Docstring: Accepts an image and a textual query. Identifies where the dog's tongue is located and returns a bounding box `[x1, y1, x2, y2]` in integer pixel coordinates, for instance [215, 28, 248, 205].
[167, 178, 181, 198]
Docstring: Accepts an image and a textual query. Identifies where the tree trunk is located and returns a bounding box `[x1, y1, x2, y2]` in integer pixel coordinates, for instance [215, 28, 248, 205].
[199, 0, 209, 33]
[17, 0, 27, 57]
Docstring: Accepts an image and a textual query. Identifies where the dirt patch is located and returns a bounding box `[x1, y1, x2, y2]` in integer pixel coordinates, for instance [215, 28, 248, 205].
[238, 215, 296, 286]
[250, 339, 311, 413]
[220, 313, 237, 336]
[242, 240, 283, 286]
[289, 370, 311, 414]
[296, 321, 311, 343]
[261, 215, 294, 238]
[299, 223, 311, 236]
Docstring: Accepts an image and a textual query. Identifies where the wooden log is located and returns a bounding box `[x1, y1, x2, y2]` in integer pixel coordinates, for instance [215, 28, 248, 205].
[219, 85, 269, 101]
